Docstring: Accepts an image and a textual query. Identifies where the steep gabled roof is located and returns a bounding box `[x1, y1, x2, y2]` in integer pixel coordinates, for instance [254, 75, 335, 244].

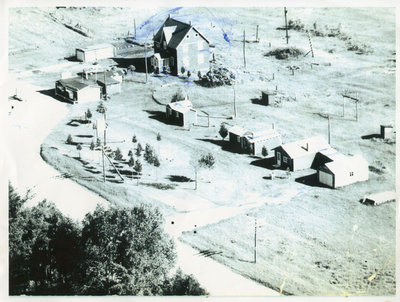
[167, 100, 194, 114]
[323, 154, 368, 175]
[277, 135, 331, 159]
[153, 17, 209, 50]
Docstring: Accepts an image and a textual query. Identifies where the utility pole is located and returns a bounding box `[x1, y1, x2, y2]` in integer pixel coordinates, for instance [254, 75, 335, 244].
[134, 18, 136, 39]
[328, 114, 331, 144]
[284, 7, 289, 44]
[102, 144, 106, 183]
[307, 30, 314, 57]
[254, 217, 257, 263]
[144, 43, 148, 83]
[356, 101, 358, 122]
[342, 96, 345, 117]
[256, 24, 259, 42]
[243, 30, 246, 68]
[233, 82, 237, 119]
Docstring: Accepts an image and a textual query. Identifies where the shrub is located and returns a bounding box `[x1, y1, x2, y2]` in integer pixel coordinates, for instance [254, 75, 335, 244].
[66, 134, 74, 145]
[198, 153, 215, 169]
[114, 148, 123, 161]
[128, 155, 135, 167]
[262, 146, 268, 157]
[197, 66, 235, 87]
[181, 66, 186, 75]
[132, 135, 137, 143]
[96, 138, 101, 147]
[128, 150, 133, 157]
[86, 109, 92, 120]
[90, 141, 95, 151]
[187, 70, 191, 78]
[265, 47, 304, 60]
[219, 123, 228, 140]
[157, 133, 161, 141]
[136, 143, 143, 156]
[171, 89, 185, 102]
[134, 160, 142, 174]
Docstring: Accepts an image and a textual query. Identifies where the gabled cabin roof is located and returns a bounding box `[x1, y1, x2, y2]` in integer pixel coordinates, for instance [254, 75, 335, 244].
[323, 154, 368, 175]
[153, 17, 210, 50]
[57, 78, 91, 91]
[245, 129, 281, 144]
[167, 100, 194, 114]
[276, 135, 331, 159]
[229, 125, 247, 137]
[76, 43, 114, 52]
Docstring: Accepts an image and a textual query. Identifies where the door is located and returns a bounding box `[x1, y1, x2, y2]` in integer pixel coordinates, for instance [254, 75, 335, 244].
[277, 152, 281, 166]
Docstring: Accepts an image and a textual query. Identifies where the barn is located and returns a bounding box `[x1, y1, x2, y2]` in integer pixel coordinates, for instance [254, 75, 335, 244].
[318, 154, 369, 188]
[76, 44, 115, 62]
[55, 78, 101, 103]
[273, 135, 331, 171]
[166, 99, 197, 127]
[152, 16, 211, 75]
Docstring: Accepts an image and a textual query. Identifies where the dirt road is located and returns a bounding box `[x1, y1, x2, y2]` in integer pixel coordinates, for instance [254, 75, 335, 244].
[5, 78, 279, 296]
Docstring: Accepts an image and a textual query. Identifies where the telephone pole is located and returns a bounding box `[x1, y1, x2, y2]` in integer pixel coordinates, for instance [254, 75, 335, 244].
[233, 82, 237, 119]
[243, 30, 246, 68]
[328, 114, 331, 144]
[284, 7, 289, 44]
[254, 217, 257, 263]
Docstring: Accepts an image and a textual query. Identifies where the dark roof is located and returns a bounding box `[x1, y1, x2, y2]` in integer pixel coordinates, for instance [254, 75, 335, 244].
[57, 78, 89, 90]
[153, 17, 209, 50]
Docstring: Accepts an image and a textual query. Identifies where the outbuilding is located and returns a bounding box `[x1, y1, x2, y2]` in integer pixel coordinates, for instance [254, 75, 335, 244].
[228, 125, 247, 150]
[55, 78, 101, 103]
[260, 90, 277, 106]
[76, 44, 115, 62]
[97, 77, 121, 95]
[273, 135, 331, 171]
[166, 98, 197, 127]
[318, 154, 369, 188]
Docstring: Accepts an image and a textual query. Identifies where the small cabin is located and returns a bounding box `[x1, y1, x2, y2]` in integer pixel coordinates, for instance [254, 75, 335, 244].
[76, 44, 115, 62]
[55, 78, 101, 104]
[261, 90, 277, 106]
[166, 98, 197, 127]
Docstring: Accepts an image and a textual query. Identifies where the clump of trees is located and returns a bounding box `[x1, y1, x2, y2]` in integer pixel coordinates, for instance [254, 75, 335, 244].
[9, 184, 207, 296]
[196, 67, 235, 87]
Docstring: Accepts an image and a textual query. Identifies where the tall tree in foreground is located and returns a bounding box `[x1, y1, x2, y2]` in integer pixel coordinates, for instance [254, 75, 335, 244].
[80, 205, 176, 295]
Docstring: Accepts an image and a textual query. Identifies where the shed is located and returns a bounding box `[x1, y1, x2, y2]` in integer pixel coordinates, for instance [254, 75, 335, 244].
[76, 44, 115, 62]
[261, 90, 277, 106]
[243, 129, 282, 156]
[361, 191, 396, 205]
[318, 154, 369, 188]
[273, 135, 331, 171]
[97, 77, 121, 95]
[166, 99, 197, 127]
[380, 125, 394, 139]
[55, 78, 101, 103]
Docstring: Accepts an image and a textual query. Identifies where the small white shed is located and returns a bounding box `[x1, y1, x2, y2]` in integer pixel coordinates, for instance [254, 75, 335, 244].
[76, 44, 115, 62]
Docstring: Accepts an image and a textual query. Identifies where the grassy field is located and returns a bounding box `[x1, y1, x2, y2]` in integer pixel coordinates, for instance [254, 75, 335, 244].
[9, 6, 396, 296]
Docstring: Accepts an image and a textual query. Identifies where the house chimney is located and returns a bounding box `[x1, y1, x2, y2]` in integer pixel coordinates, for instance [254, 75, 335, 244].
[189, 20, 192, 26]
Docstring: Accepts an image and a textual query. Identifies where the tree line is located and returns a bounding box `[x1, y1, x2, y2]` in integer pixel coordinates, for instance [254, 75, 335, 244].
[9, 184, 207, 296]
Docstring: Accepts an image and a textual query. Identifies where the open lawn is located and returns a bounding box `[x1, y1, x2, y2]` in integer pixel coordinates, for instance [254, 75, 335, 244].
[9, 6, 396, 296]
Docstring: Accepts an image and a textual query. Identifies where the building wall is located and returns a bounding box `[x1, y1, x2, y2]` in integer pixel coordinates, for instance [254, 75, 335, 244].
[318, 162, 369, 188]
[176, 28, 210, 75]
[76, 46, 115, 62]
[77, 86, 101, 103]
[166, 107, 184, 126]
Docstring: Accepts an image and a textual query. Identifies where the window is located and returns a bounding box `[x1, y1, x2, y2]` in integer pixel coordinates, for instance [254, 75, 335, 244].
[283, 156, 288, 164]
[198, 53, 204, 64]
[198, 40, 203, 50]
[350, 172, 354, 176]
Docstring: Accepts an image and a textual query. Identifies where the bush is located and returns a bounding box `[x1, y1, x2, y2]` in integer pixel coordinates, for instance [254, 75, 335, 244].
[171, 89, 185, 102]
[262, 146, 268, 157]
[265, 47, 304, 60]
[66, 134, 73, 144]
[219, 123, 228, 140]
[90, 141, 95, 151]
[197, 67, 235, 87]
[96, 138, 101, 147]
[136, 143, 143, 156]
[132, 135, 137, 143]
[198, 153, 215, 169]
[114, 148, 123, 161]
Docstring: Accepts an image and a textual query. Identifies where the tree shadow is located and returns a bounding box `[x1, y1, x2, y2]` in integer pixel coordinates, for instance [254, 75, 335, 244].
[361, 133, 381, 140]
[295, 173, 330, 188]
[112, 57, 152, 73]
[167, 175, 194, 183]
